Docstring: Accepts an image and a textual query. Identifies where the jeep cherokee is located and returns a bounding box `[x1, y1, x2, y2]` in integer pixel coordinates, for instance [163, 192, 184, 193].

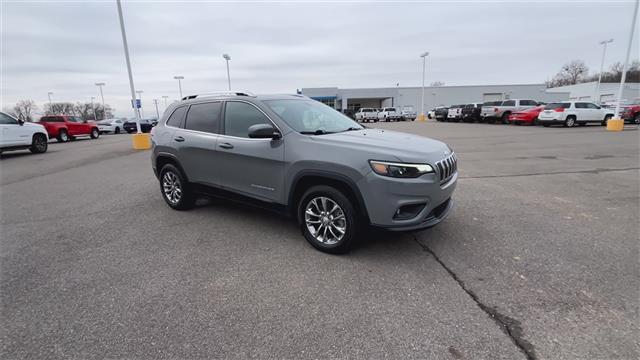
[151, 92, 457, 254]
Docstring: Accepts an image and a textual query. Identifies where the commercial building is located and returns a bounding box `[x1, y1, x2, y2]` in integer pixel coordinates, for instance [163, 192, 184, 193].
[546, 81, 640, 104]
[301, 84, 570, 113]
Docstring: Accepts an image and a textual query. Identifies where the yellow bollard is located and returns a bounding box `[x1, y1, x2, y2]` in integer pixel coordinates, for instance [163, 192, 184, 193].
[131, 133, 152, 150]
[606, 118, 625, 131]
[417, 114, 426, 122]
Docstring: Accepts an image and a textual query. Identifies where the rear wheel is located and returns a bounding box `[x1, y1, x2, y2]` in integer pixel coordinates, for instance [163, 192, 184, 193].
[501, 113, 511, 124]
[29, 133, 48, 153]
[159, 164, 195, 210]
[298, 185, 358, 254]
[633, 114, 640, 125]
[564, 116, 576, 127]
[57, 129, 69, 142]
[115, 127, 121, 134]
[601, 114, 612, 126]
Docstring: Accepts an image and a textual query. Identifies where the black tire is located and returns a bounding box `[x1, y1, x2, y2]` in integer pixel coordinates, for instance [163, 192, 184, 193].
[29, 133, 48, 153]
[57, 129, 69, 142]
[159, 164, 195, 210]
[578, 122, 586, 127]
[298, 185, 359, 254]
[564, 116, 576, 127]
[501, 112, 511, 124]
[633, 114, 640, 125]
[90, 128, 100, 139]
[531, 118, 538, 126]
[601, 114, 612, 126]
[543, 124, 550, 127]
[115, 127, 121, 134]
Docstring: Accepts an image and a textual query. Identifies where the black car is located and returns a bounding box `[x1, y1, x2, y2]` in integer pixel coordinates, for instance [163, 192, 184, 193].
[461, 103, 482, 123]
[434, 107, 449, 122]
[123, 119, 155, 133]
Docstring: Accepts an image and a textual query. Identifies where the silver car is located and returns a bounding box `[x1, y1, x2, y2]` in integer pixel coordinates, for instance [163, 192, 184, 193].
[151, 92, 457, 253]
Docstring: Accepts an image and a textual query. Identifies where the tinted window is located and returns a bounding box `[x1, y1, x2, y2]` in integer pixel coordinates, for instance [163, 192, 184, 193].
[265, 99, 362, 134]
[520, 100, 536, 106]
[575, 102, 587, 109]
[185, 102, 221, 133]
[502, 100, 515, 106]
[544, 103, 571, 110]
[166, 106, 187, 128]
[586, 103, 600, 109]
[40, 116, 64, 122]
[0, 113, 18, 124]
[224, 102, 272, 138]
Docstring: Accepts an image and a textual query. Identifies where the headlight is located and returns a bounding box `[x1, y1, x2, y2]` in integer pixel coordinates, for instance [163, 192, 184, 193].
[369, 160, 434, 178]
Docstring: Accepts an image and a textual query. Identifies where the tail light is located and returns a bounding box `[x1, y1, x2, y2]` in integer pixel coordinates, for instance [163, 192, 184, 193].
[554, 107, 565, 112]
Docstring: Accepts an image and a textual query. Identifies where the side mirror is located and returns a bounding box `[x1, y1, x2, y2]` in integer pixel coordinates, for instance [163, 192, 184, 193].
[18, 119, 24, 125]
[248, 123, 281, 139]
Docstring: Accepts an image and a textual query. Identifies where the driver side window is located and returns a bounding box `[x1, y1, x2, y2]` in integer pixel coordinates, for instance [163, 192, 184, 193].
[0, 113, 19, 125]
[224, 102, 271, 138]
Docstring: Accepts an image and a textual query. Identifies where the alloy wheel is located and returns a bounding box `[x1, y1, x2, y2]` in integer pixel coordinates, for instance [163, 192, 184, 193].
[162, 171, 182, 205]
[34, 136, 47, 152]
[304, 196, 346, 245]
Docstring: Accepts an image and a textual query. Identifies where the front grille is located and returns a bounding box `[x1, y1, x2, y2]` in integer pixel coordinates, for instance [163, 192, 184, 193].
[435, 153, 457, 184]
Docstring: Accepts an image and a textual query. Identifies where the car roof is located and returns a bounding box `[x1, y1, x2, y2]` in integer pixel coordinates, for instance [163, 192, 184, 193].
[179, 93, 307, 105]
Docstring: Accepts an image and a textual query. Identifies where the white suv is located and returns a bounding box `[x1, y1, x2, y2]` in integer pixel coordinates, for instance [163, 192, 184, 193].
[537, 101, 614, 127]
[0, 112, 48, 155]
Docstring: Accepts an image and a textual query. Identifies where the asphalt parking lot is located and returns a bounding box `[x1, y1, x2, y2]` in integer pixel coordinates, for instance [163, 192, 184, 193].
[1, 122, 638, 359]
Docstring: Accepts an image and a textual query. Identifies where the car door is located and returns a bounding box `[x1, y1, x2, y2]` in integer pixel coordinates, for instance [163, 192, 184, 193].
[65, 116, 82, 136]
[585, 102, 603, 122]
[172, 102, 222, 186]
[573, 102, 590, 121]
[0, 112, 28, 147]
[216, 100, 285, 203]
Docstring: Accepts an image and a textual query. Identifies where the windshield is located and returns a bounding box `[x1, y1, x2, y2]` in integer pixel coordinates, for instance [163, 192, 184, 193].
[264, 99, 363, 134]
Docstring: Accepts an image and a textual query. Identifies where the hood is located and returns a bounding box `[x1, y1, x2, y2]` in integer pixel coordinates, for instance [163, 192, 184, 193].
[308, 128, 450, 163]
[23, 122, 46, 130]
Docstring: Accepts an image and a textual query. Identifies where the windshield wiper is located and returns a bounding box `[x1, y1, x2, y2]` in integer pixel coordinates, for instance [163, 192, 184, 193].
[340, 127, 363, 132]
[300, 129, 332, 135]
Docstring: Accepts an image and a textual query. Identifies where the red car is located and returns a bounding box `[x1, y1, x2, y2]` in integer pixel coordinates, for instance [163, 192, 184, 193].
[509, 105, 544, 126]
[621, 104, 640, 124]
[38, 115, 100, 142]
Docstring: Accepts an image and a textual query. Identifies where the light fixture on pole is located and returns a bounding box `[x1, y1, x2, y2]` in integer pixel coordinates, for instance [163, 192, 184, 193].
[116, 0, 149, 149]
[419, 51, 429, 121]
[47, 92, 54, 114]
[153, 99, 160, 119]
[162, 95, 169, 108]
[608, 0, 639, 131]
[136, 90, 144, 119]
[174, 76, 184, 99]
[595, 39, 613, 103]
[95, 82, 106, 119]
[91, 97, 97, 121]
[222, 54, 231, 91]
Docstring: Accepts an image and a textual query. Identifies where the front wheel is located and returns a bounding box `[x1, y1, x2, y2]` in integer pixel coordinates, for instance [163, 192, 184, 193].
[90, 128, 100, 139]
[298, 185, 359, 254]
[633, 114, 640, 125]
[29, 133, 48, 153]
[115, 127, 121, 134]
[564, 116, 576, 127]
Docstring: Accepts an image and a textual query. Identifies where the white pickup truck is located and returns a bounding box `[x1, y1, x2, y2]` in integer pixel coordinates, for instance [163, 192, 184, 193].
[378, 107, 403, 121]
[481, 99, 539, 124]
[401, 106, 417, 121]
[354, 108, 379, 122]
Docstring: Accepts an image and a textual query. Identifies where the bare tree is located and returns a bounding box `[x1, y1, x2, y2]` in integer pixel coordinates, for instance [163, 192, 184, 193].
[430, 81, 445, 87]
[546, 60, 589, 88]
[44, 102, 77, 116]
[9, 100, 39, 122]
[73, 102, 114, 121]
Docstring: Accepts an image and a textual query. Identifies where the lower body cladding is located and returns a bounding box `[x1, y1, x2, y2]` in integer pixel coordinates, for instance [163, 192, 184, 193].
[357, 171, 457, 231]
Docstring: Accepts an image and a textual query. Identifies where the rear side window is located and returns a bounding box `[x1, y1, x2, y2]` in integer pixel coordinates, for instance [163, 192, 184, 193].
[166, 106, 187, 128]
[40, 116, 64, 122]
[502, 100, 515, 106]
[520, 100, 536, 106]
[544, 103, 571, 110]
[184, 102, 221, 133]
[224, 101, 272, 138]
[575, 102, 587, 109]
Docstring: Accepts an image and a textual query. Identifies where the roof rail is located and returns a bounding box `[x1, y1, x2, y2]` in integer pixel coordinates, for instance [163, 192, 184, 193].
[181, 91, 255, 101]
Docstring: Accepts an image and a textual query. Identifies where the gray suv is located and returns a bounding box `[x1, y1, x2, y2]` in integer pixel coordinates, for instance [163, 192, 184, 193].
[151, 92, 457, 253]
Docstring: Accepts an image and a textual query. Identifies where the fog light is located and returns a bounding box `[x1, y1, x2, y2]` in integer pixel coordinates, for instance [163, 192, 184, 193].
[393, 203, 426, 220]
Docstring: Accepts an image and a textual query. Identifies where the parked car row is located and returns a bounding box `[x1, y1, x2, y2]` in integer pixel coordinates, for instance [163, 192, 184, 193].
[432, 99, 640, 127]
[355, 106, 417, 122]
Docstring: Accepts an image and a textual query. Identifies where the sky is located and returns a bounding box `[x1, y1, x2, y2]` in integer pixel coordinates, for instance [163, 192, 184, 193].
[2, 0, 639, 118]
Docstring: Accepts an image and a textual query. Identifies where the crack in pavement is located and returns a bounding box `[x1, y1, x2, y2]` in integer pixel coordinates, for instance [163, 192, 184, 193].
[459, 167, 639, 180]
[413, 236, 537, 360]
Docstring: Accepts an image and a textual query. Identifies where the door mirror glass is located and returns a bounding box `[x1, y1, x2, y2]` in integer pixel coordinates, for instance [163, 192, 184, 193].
[248, 123, 280, 139]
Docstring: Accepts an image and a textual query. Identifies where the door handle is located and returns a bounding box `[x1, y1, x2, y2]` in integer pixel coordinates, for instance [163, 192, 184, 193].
[219, 142, 234, 149]
[174, 136, 185, 142]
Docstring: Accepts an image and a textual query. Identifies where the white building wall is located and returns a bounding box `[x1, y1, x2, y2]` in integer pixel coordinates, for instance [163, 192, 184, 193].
[546, 81, 640, 104]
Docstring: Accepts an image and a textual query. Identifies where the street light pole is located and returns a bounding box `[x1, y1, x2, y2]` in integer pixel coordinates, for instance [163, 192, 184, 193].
[136, 90, 144, 119]
[419, 51, 429, 121]
[153, 99, 160, 119]
[47, 92, 53, 114]
[91, 97, 97, 121]
[609, 0, 639, 131]
[162, 95, 168, 108]
[116, 0, 141, 134]
[223, 54, 231, 91]
[595, 39, 613, 103]
[95, 82, 106, 119]
[174, 76, 184, 99]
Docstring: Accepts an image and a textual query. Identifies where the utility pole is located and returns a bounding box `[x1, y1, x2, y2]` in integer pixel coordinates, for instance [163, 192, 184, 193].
[116, 0, 141, 133]
[174, 76, 184, 99]
[47, 92, 54, 114]
[595, 39, 613, 103]
[223, 54, 231, 91]
[136, 90, 144, 119]
[153, 99, 160, 119]
[95, 82, 107, 119]
[91, 97, 97, 121]
[162, 95, 168, 108]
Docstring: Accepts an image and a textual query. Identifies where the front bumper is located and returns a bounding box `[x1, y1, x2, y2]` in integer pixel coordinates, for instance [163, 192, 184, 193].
[358, 170, 457, 231]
